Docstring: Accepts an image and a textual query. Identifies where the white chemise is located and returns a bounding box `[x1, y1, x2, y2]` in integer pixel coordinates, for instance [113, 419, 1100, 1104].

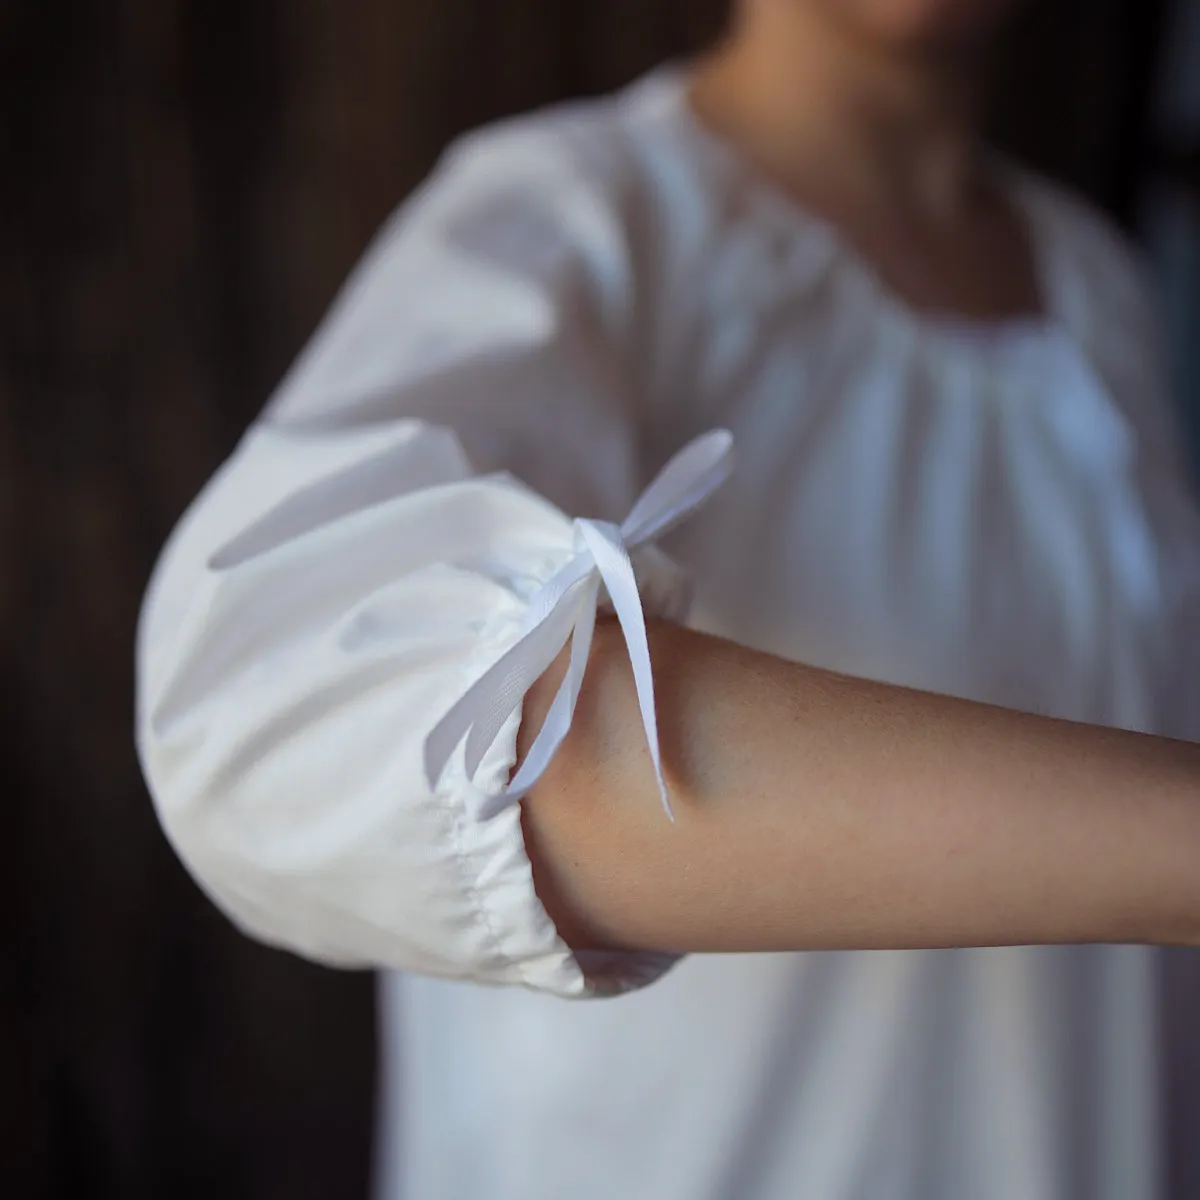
[137, 70, 1200, 1199]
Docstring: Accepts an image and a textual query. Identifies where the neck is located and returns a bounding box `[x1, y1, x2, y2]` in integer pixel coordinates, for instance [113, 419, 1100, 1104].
[692, 0, 990, 219]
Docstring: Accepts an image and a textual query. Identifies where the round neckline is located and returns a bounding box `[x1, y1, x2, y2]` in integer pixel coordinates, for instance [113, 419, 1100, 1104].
[630, 65, 1068, 355]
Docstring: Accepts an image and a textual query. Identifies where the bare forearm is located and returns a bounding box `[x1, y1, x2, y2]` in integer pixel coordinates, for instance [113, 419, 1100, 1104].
[521, 621, 1200, 954]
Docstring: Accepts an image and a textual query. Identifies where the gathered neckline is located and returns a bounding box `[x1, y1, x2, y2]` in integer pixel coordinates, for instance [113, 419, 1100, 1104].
[625, 65, 1069, 359]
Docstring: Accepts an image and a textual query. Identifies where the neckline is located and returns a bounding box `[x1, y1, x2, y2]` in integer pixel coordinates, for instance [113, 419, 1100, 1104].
[629, 65, 1067, 353]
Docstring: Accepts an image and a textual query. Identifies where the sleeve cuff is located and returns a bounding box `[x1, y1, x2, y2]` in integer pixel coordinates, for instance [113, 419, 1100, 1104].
[439, 543, 691, 999]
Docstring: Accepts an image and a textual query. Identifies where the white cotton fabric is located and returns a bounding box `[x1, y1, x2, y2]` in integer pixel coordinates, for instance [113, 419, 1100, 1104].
[137, 69, 1200, 1200]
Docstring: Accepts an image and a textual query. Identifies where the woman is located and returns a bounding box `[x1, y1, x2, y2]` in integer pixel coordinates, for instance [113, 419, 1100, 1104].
[138, 1, 1200, 1196]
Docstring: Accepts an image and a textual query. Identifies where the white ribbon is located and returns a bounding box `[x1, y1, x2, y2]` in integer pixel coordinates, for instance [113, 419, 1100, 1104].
[424, 429, 735, 822]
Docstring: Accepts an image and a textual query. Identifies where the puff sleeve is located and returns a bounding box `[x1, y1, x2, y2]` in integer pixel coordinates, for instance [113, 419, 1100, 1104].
[135, 120, 729, 998]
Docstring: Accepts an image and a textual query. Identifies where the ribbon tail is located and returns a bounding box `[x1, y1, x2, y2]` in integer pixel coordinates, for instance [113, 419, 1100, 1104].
[463, 590, 586, 781]
[578, 524, 674, 821]
[492, 580, 600, 815]
[621, 429, 735, 548]
[424, 587, 584, 792]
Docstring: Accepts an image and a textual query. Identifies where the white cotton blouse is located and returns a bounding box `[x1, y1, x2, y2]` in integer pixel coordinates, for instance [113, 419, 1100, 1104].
[138, 70, 1200, 1200]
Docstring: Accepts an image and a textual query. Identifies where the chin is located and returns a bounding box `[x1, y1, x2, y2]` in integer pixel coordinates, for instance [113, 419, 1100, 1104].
[824, 0, 1023, 49]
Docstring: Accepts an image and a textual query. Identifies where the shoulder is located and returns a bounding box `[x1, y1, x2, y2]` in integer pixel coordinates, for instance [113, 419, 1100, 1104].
[340, 82, 686, 341]
[1018, 173, 1159, 330]
[1016, 172, 1180, 456]
[400, 88, 660, 253]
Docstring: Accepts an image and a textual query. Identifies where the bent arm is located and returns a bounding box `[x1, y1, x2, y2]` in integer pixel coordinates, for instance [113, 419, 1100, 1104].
[524, 621, 1200, 954]
[139, 121, 1200, 1001]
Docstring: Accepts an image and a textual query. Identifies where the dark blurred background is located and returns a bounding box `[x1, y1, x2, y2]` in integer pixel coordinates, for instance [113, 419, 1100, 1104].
[1, 1, 1198, 1197]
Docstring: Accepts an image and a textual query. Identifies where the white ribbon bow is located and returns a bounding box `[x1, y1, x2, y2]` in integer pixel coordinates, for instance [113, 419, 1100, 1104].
[424, 429, 735, 822]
